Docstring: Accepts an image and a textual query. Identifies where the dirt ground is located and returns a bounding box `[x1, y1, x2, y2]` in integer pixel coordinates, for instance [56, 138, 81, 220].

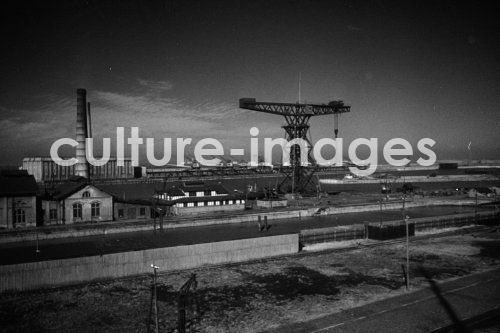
[1, 228, 500, 333]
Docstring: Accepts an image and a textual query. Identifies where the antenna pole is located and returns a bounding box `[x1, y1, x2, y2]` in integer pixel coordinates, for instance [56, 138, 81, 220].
[298, 72, 301, 103]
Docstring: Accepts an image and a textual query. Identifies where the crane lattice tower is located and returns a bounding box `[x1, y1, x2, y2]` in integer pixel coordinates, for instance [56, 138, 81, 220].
[239, 98, 350, 193]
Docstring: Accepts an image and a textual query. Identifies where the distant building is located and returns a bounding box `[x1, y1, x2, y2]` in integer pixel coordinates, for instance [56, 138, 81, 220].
[114, 198, 174, 221]
[158, 181, 246, 215]
[22, 157, 136, 183]
[41, 181, 113, 225]
[0, 170, 38, 229]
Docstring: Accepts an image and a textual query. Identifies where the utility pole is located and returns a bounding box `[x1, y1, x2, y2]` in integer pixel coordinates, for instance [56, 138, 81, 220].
[475, 190, 478, 223]
[405, 213, 410, 291]
[403, 159, 410, 290]
[35, 227, 40, 254]
[379, 181, 383, 224]
[151, 264, 159, 333]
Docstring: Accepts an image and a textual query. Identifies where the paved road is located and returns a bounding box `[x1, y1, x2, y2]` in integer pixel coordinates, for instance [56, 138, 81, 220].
[267, 268, 500, 333]
[0, 206, 485, 265]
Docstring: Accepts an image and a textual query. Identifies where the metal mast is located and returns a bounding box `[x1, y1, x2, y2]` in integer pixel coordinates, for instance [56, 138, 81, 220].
[239, 98, 350, 193]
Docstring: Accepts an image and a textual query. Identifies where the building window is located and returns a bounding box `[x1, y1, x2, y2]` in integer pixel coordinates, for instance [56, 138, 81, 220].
[91, 202, 100, 218]
[49, 209, 57, 220]
[127, 208, 135, 219]
[189, 191, 196, 197]
[118, 209, 124, 218]
[15, 209, 26, 224]
[139, 207, 146, 216]
[82, 191, 90, 198]
[73, 203, 82, 219]
[204, 190, 211, 196]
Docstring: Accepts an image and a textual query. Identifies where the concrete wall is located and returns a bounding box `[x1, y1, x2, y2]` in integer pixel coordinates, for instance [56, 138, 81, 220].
[412, 211, 499, 231]
[300, 210, 500, 245]
[300, 224, 365, 244]
[256, 199, 288, 208]
[0, 234, 299, 292]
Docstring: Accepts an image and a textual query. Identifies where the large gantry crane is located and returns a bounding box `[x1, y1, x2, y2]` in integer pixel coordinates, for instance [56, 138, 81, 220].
[239, 98, 350, 194]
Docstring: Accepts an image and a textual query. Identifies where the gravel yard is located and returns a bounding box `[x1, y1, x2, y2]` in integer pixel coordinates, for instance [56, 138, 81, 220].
[1, 228, 499, 332]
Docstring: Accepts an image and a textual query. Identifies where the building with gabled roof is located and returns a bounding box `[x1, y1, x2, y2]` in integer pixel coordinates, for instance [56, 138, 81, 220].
[41, 180, 113, 225]
[157, 181, 245, 215]
[0, 170, 38, 229]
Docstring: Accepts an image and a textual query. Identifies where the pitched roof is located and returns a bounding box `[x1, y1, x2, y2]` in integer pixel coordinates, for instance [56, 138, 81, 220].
[93, 180, 230, 201]
[98, 182, 158, 200]
[181, 182, 229, 194]
[44, 181, 112, 201]
[165, 186, 185, 197]
[50, 182, 89, 200]
[0, 170, 38, 197]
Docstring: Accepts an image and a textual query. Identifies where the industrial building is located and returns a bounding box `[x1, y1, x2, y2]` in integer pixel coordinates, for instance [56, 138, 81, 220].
[22, 157, 135, 183]
[22, 89, 137, 183]
[113, 198, 163, 221]
[162, 181, 246, 214]
[40, 182, 113, 225]
[105, 180, 247, 216]
[0, 170, 38, 229]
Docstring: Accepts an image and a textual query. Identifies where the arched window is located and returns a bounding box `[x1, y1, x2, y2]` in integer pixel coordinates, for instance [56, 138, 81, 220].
[82, 191, 90, 198]
[73, 203, 82, 219]
[91, 202, 100, 218]
[15, 209, 25, 224]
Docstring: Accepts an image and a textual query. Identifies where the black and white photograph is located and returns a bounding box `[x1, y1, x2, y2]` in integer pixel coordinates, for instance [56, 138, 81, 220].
[0, 0, 499, 332]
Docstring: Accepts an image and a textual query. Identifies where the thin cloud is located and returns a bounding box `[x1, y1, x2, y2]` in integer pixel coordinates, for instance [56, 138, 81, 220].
[347, 25, 362, 32]
[137, 78, 174, 91]
[92, 90, 247, 139]
[0, 90, 283, 163]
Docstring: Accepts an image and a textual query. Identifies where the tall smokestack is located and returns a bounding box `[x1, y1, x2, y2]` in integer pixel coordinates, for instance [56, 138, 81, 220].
[86, 102, 92, 138]
[75, 88, 89, 178]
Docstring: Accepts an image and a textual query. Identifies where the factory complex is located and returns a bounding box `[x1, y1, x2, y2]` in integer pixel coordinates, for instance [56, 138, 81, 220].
[1, 88, 499, 230]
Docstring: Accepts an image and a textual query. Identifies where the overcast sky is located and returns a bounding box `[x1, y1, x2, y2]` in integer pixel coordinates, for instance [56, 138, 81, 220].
[0, 0, 499, 165]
